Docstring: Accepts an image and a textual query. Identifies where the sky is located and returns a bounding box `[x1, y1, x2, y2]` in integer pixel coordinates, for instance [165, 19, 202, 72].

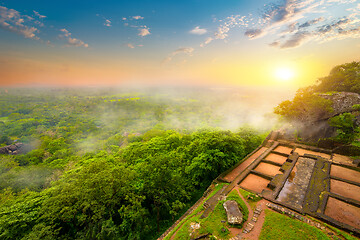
[0, 0, 359, 89]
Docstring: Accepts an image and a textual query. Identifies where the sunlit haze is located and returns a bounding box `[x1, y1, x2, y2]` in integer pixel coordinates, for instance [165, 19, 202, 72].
[0, 0, 359, 89]
[275, 67, 295, 82]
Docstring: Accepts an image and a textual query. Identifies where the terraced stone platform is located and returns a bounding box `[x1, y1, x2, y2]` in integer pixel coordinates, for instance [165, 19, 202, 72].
[218, 133, 360, 236]
[160, 132, 360, 239]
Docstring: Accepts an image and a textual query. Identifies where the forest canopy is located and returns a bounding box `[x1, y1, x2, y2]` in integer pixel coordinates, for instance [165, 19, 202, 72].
[0, 88, 267, 239]
[314, 61, 360, 94]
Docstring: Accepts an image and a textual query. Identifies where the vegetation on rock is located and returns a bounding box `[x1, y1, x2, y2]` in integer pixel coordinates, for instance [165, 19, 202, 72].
[274, 61, 360, 145]
[329, 113, 360, 143]
[314, 61, 360, 94]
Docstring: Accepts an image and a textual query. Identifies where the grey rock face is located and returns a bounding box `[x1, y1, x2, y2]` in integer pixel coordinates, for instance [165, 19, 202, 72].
[319, 92, 360, 120]
[223, 200, 243, 225]
[297, 92, 360, 142]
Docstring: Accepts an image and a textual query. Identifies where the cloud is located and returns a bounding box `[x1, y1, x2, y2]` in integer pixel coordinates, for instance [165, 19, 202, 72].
[298, 17, 324, 28]
[189, 26, 207, 35]
[279, 17, 324, 35]
[317, 19, 360, 41]
[132, 16, 144, 20]
[96, 14, 112, 27]
[241, 0, 360, 49]
[269, 41, 280, 47]
[327, 0, 356, 3]
[122, 15, 151, 38]
[270, 15, 360, 49]
[214, 26, 229, 39]
[201, 15, 248, 47]
[244, 0, 323, 40]
[200, 37, 213, 47]
[244, 29, 265, 39]
[33, 10, 46, 19]
[0, 5, 39, 39]
[127, 43, 143, 48]
[278, 31, 312, 48]
[163, 47, 194, 63]
[281, 22, 298, 34]
[104, 19, 111, 27]
[138, 27, 150, 37]
[216, 15, 247, 40]
[60, 28, 70, 37]
[59, 28, 89, 48]
[34, 20, 44, 27]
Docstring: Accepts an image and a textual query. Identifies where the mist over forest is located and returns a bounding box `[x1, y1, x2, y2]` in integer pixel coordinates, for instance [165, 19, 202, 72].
[0, 86, 294, 239]
[1, 0, 360, 238]
[0, 86, 293, 151]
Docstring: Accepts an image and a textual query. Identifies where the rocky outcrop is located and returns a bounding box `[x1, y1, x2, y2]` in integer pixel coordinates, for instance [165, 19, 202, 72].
[223, 200, 243, 225]
[0, 143, 24, 155]
[298, 92, 360, 142]
[318, 92, 360, 119]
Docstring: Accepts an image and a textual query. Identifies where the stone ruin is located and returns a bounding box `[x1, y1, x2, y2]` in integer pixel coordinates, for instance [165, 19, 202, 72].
[223, 200, 243, 225]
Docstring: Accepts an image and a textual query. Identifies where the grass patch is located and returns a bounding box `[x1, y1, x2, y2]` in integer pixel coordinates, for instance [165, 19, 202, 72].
[194, 200, 230, 239]
[308, 217, 358, 240]
[226, 189, 249, 226]
[325, 225, 357, 240]
[165, 187, 248, 240]
[204, 183, 228, 202]
[238, 188, 261, 210]
[260, 209, 330, 240]
[163, 183, 228, 240]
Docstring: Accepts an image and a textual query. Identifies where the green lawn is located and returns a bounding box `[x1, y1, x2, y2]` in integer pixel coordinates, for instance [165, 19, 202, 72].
[163, 183, 229, 240]
[307, 217, 358, 240]
[237, 188, 261, 210]
[166, 188, 249, 240]
[260, 210, 330, 240]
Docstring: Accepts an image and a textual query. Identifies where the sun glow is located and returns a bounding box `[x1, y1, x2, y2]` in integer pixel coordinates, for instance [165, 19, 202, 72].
[275, 67, 295, 81]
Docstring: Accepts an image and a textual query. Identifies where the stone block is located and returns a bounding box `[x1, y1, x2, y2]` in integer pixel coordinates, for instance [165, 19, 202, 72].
[223, 200, 243, 225]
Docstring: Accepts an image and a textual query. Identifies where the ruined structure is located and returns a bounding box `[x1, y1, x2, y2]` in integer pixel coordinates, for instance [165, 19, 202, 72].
[160, 131, 360, 239]
[223, 200, 243, 225]
[217, 131, 360, 236]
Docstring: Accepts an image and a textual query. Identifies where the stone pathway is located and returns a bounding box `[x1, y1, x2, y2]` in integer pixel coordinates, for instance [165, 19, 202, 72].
[229, 234, 242, 240]
[228, 188, 269, 240]
[242, 206, 262, 234]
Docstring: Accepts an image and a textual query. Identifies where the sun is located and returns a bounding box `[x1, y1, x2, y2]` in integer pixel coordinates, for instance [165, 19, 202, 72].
[275, 67, 295, 81]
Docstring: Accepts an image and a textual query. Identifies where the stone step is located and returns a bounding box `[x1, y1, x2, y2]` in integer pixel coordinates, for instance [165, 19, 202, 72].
[229, 235, 242, 240]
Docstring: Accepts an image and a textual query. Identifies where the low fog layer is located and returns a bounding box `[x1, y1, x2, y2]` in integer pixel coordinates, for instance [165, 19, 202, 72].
[0, 86, 295, 153]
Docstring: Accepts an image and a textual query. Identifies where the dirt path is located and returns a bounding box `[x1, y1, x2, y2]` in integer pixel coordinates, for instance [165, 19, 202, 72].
[228, 186, 254, 237]
[228, 187, 270, 240]
[243, 200, 268, 240]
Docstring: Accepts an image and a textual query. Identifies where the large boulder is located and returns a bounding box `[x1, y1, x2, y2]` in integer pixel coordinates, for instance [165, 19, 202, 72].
[223, 200, 243, 225]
